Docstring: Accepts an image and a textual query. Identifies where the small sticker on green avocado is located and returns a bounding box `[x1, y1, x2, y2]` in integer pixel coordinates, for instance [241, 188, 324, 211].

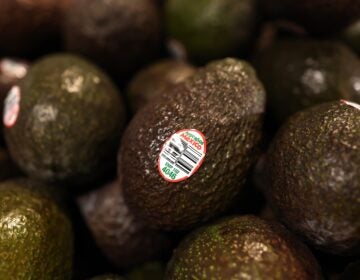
[158, 129, 206, 183]
[3, 86, 21, 128]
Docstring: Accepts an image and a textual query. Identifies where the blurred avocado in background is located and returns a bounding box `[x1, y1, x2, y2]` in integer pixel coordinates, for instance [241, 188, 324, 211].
[165, 0, 258, 63]
[127, 59, 196, 113]
[255, 39, 360, 124]
[343, 19, 360, 54]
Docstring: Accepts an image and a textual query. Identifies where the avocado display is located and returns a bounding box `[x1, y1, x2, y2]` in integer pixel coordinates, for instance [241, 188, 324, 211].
[165, 215, 322, 280]
[260, 0, 360, 34]
[126, 262, 165, 280]
[266, 100, 360, 255]
[255, 39, 360, 124]
[343, 19, 360, 54]
[78, 180, 172, 269]
[64, 0, 161, 79]
[4, 54, 126, 186]
[165, 0, 258, 62]
[119, 58, 266, 230]
[127, 59, 196, 113]
[89, 275, 125, 280]
[0, 179, 73, 280]
[0, 0, 69, 56]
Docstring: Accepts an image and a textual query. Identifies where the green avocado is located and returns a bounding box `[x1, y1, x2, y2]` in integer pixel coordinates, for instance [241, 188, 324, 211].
[89, 275, 125, 280]
[127, 59, 196, 113]
[78, 180, 172, 269]
[65, 0, 161, 79]
[0, 179, 73, 280]
[260, 0, 360, 34]
[119, 58, 266, 230]
[266, 100, 360, 255]
[165, 0, 258, 63]
[126, 262, 165, 280]
[165, 215, 322, 280]
[255, 39, 360, 124]
[4, 54, 126, 186]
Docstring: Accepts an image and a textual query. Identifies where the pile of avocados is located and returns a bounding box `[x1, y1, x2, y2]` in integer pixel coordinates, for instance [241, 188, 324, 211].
[0, 0, 359, 279]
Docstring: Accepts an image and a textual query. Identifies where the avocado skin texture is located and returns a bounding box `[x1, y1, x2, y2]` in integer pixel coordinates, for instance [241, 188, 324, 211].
[255, 40, 360, 124]
[260, 0, 360, 34]
[127, 60, 196, 113]
[0, 0, 69, 56]
[4, 54, 126, 186]
[65, 0, 161, 79]
[120, 58, 265, 230]
[89, 275, 125, 280]
[165, 215, 322, 280]
[266, 101, 360, 255]
[78, 180, 172, 269]
[0, 179, 73, 280]
[165, 0, 257, 62]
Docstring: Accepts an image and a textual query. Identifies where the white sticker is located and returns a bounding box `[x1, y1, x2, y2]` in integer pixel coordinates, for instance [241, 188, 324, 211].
[158, 129, 206, 183]
[3, 86, 21, 128]
[341, 100, 360, 110]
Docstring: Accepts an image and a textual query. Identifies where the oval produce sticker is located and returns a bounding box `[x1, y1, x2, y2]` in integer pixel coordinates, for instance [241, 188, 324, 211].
[341, 99, 360, 110]
[3, 86, 21, 128]
[158, 129, 206, 183]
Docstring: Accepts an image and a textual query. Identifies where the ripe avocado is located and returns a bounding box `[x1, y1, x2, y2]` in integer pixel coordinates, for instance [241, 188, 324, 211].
[89, 275, 125, 280]
[260, 0, 360, 34]
[127, 59, 195, 113]
[78, 180, 172, 269]
[165, 215, 323, 280]
[4, 54, 126, 186]
[119, 58, 266, 230]
[64, 0, 161, 79]
[0, 0, 69, 56]
[0, 179, 73, 280]
[255, 39, 360, 124]
[165, 0, 258, 62]
[266, 100, 360, 255]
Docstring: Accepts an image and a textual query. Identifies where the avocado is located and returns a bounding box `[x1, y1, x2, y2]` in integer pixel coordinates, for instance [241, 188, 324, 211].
[165, 215, 322, 280]
[260, 0, 360, 34]
[266, 100, 360, 255]
[126, 262, 165, 280]
[4, 54, 126, 186]
[78, 180, 172, 269]
[127, 59, 196, 113]
[0, 0, 69, 56]
[89, 275, 125, 280]
[343, 19, 360, 54]
[0, 179, 73, 280]
[165, 0, 258, 63]
[119, 58, 265, 230]
[255, 39, 360, 124]
[64, 0, 161, 80]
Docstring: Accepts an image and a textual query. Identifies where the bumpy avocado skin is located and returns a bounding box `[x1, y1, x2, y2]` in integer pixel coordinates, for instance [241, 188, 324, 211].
[255, 40, 360, 124]
[89, 275, 125, 280]
[65, 0, 161, 79]
[165, 0, 257, 62]
[4, 54, 126, 186]
[78, 180, 172, 269]
[266, 101, 360, 255]
[127, 60, 196, 113]
[260, 0, 360, 34]
[120, 58, 265, 230]
[0, 179, 73, 280]
[165, 215, 322, 280]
